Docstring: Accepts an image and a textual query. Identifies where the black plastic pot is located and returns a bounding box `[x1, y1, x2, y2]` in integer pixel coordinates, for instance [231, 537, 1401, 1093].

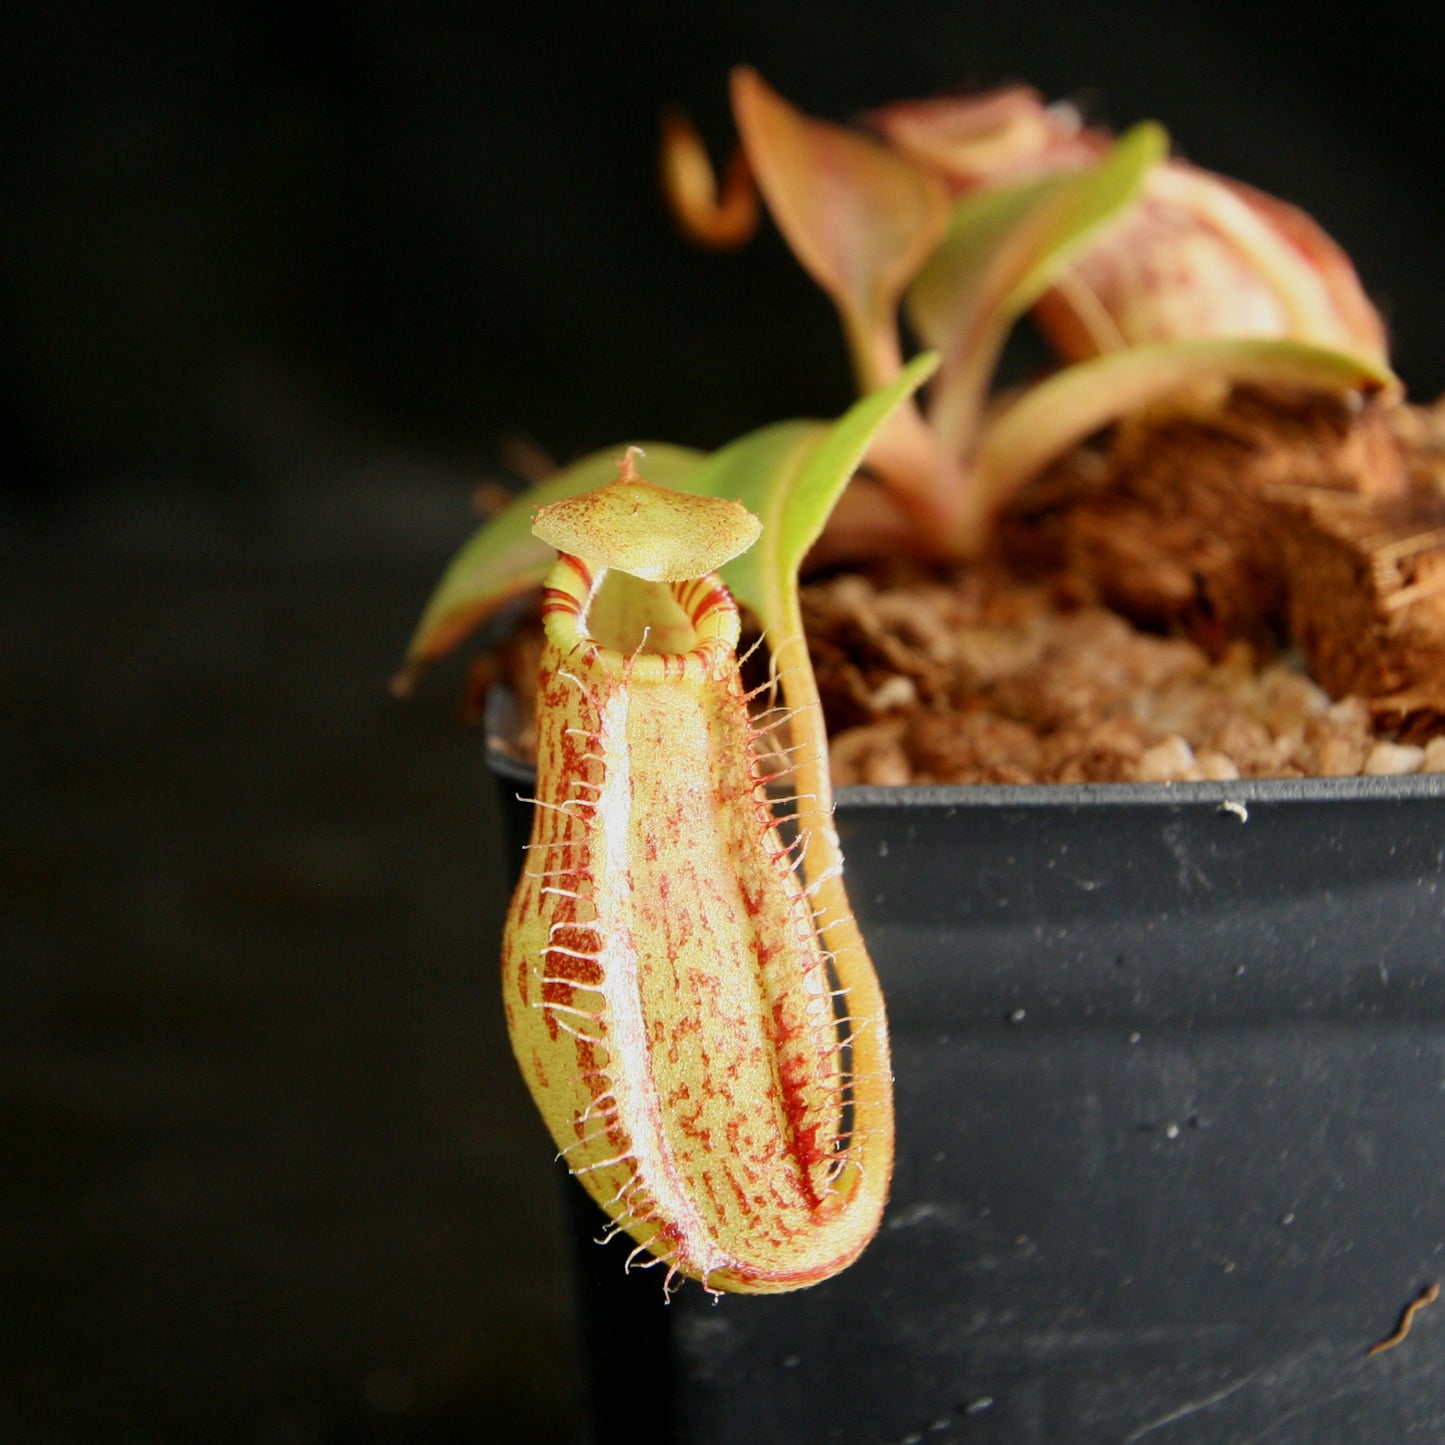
[490, 733, 1445, 1445]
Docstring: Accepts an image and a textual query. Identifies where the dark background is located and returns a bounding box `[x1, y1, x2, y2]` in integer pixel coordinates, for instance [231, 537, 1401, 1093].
[5, 3, 1444, 1442]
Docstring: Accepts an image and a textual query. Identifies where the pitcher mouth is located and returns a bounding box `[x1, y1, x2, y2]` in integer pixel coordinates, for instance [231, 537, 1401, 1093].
[541, 551, 741, 682]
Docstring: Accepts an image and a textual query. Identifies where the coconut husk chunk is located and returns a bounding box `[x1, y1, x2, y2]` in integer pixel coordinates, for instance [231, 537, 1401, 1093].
[1281, 491, 1445, 741]
[1012, 385, 1445, 740]
[1006, 387, 1410, 652]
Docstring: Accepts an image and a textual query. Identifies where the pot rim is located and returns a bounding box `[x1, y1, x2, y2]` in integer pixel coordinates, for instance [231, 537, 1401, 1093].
[485, 686, 1445, 809]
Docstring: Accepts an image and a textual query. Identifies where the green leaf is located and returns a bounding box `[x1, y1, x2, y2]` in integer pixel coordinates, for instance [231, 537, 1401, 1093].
[959, 336, 1400, 553]
[716, 352, 941, 639]
[393, 442, 704, 693]
[907, 122, 1168, 459]
[906, 173, 1057, 349]
[1007, 123, 1169, 316]
[687, 419, 828, 595]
